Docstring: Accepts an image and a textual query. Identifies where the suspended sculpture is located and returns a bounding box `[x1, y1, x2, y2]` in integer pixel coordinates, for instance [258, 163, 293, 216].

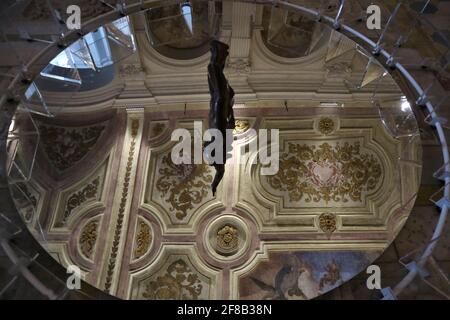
[204, 40, 235, 195]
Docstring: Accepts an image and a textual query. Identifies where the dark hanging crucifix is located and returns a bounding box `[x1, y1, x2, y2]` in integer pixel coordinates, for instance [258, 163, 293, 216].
[204, 40, 235, 196]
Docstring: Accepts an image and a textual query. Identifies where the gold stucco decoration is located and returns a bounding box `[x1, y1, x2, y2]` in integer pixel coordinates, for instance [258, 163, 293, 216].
[62, 176, 100, 225]
[318, 118, 335, 135]
[134, 221, 152, 259]
[142, 259, 203, 300]
[319, 212, 337, 235]
[217, 225, 239, 251]
[156, 156, 213, 220]
[79, 220, 98, 259]
[267, 142, 382, 203]
[104, 119, 139, 292]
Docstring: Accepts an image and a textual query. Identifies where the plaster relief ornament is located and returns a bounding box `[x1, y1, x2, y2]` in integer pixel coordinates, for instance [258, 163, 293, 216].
[319, 212, 337, 237]
[217, 225, 239, 252]
[204, 40, 236, 195]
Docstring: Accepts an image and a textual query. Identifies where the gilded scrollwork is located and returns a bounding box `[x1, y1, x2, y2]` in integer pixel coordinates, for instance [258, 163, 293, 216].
[267, 142, 382, 204]
[62, 177, 100, 225]
[79, 220, 99, 260]
[142, 259, 203, 300]
[156, 155, 213, 220]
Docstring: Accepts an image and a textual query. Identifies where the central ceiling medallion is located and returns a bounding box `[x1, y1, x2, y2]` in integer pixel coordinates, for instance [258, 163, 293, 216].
[205, 215, 250, 260]
[217, 225, 239, 252]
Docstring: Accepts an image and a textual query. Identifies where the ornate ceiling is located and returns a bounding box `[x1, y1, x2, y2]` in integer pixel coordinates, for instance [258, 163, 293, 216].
[4, 0, 438, 300]
[12, 104, 421, 300]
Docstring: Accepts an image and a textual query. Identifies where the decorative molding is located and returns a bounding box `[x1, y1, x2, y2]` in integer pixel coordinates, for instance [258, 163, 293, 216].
[104, 118, 140, 292]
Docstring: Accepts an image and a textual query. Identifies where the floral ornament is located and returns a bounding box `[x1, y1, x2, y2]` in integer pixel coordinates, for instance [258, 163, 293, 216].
[267, 142, 382, 203]
[79, 220, 99, 259]
[134, 221, 152, 259]
[156, 155, 213, 220]
[62, 177, 100, 225]
[318, 118, 335, 135]
[319, 212, 337, 236]
[142, 259, 203, 300]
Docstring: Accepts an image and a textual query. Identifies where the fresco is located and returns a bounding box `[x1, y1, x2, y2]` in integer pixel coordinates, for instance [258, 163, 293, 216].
[239, 251, 379, 300]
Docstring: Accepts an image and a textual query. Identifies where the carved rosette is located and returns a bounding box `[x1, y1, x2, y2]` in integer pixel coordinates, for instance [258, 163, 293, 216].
[319, 212, 337, 236]
[205, 215, 250, 260]
[79, 219, 99, 260]
[318, 118, 335, 135]
[104, 119, 140, 292]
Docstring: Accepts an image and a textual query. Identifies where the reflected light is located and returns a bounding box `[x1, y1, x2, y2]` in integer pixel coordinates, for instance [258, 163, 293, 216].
[401, 96, 411, 112]
[181, 1, 193, 34]
[8, 119, 15, 135]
